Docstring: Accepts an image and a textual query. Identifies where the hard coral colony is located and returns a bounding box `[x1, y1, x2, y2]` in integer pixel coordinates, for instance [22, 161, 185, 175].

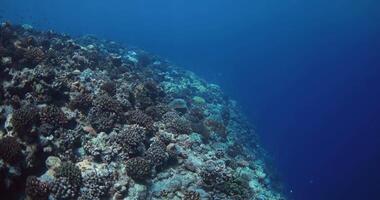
[0, 22, 284, 199]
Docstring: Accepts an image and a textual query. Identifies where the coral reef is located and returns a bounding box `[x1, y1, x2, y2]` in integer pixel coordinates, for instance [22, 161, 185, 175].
[0, 22, 285, 200]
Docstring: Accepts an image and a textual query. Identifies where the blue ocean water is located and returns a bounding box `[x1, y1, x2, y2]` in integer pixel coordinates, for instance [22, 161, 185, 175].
[1, 0, 379, 199]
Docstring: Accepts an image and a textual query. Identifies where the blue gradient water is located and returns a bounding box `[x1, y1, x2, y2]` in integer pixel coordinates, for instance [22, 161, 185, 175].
[1, 0, 379, 199]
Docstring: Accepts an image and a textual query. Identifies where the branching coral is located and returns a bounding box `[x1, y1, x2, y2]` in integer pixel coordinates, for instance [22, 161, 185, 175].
[118, 124, 146, 147]
[93, 94, 123, 114]
[191, 122, 210, 142]
[22, 47, 45, 66]
[0, 85, 4, 103]
[39, 105, 68, 128]
[183, 191, 201, 200]
[100, 81, 117, 96]
[200, 167, 228, 189]
[0, 22, 16, 45]
[106, 125, 146, 159]
[126, 109, 155, 132]
[52, 128, 82, 161]
[125, 157, 152, 181]
[88, 107, 119, 132]
[200, 162, 252, 199]
[69, 93, 93, 112]
[227, 143, 245, 158]
[145, 104, 170, 121]
[79, 171, 114, 200]
[85, 125, 147, 162]
[55, 162, 82, 187]
[50, 177, 78, 200]
[133, 81, 163, 109]
[51, 162, 83, 198]
[89, 94, 124, 132]
[145, 140, 168, 169]
[0, 136, 23, 164]
[25, 176, 50, 200]
[205, 119, 227, 140]
[162, 111, 192, 135]
[33, 65, 56, 83]
[220, 175, 252, 199]
[11, 105, 39, 136]
[8, 35, 45, 68]
[188, 107, 205, 123]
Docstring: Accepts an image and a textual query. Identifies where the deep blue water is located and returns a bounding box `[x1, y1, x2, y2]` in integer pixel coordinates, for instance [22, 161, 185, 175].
[2, 0, 380, 199]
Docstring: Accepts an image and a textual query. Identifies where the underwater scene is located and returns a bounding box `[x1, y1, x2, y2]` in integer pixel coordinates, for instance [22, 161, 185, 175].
[0, 0, 379, 200]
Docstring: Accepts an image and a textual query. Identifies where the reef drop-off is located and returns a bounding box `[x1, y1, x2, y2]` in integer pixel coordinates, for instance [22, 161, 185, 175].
[0, 22, 285, 200]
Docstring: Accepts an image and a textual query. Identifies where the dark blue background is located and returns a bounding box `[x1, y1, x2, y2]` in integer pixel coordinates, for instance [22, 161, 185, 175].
[2, 0, 380, 199]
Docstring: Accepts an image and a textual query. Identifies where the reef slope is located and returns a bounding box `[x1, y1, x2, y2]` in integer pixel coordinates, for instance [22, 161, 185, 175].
[0, 22, 284, 200]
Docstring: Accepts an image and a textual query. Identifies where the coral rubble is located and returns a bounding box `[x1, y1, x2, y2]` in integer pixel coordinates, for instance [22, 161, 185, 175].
[0, 22, 284, 200]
